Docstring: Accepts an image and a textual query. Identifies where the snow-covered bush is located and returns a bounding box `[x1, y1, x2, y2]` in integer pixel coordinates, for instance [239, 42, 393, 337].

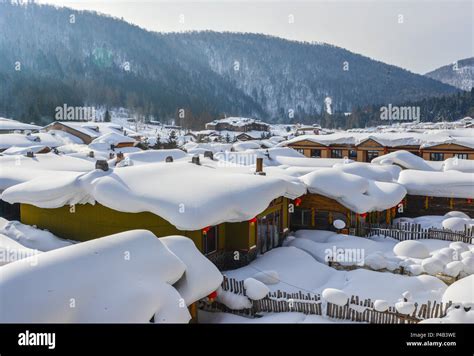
[374, 300, 389, 312]
[244, 278, 270, 300]
[322, 288, 349, 306]
[393, 240, 430, 259]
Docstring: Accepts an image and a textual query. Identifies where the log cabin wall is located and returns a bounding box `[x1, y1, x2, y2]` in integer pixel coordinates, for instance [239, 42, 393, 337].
[399, 195, 474, 217]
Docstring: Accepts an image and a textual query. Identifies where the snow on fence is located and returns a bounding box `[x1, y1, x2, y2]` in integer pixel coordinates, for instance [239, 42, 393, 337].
[361, 222, 473, 244]
[200, 277, 452, 324]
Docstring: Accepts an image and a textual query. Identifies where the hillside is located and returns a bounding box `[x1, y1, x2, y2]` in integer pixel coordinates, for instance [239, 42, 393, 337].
[426, 58, 474, 91]
[0, 2, 459, 126]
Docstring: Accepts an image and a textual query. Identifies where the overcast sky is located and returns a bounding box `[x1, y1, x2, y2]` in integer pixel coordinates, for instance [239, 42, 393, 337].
[38, 0, 473, 74]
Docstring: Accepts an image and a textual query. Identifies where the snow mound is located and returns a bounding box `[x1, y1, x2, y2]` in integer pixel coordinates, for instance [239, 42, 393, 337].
[0, 230, 193, 323]
[393, 240, 430, 259]
[442, 217, 471, 232]
[395, 301, 416, 315]
[322, 288, 349, 306]
[372, 150, 436, 171]
[444, 261, 464, 277]
[442, 275, 474, 304]
[300, 168, 406, 213]
[244, 278, 270, 300]
[444, 211, 470, 219]
[160, 236, 222, 305]
[0, 220, 73, 251]
[374, 300, 389, 312]
[421, 257, 445, 275]
[252, 270, 280, 285]
[0, 233, 39, 266]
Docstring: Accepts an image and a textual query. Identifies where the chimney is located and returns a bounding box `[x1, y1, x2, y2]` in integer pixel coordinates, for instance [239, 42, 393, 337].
[204, 150, 214, 160]
[255, 157, 265, 175]
[165, 156, 174, 163]
[26, 151, 35, 158]
[115, 152, 124, 165]
[96, 160, 109, 171]
[191, 155, 201, 165]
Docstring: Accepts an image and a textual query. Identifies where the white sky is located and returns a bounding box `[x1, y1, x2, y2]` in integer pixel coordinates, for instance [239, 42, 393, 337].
[37, 0, 473, 74]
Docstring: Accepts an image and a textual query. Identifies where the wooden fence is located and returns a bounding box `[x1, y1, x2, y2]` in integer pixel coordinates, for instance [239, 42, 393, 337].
[361, 222, 473, 244]
[200, 277, 452, 323]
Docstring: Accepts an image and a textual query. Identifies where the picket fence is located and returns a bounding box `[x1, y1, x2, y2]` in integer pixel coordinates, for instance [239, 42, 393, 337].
[361, 222, 473, 244]
[199, 277, 452, 324]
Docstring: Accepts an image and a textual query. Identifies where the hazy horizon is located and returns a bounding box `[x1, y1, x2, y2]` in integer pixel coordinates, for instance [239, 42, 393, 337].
[35, 0, 473, 75]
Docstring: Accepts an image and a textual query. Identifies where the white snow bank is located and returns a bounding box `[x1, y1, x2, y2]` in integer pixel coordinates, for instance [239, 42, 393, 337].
[398, 170, 474, 198]
[0, 230, 190, 323]
[1, 161, 305, 231]
[0, 220, 73, 251]
[300, 168, 406, 213]
[160, 236, 222, 305]
[244, 278, 270, 300]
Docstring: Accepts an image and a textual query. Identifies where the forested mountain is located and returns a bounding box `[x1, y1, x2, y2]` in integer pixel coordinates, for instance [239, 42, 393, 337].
[0, 2, 459, 127]
[425, 58, 474, 91]
[318, 89, 474, 129]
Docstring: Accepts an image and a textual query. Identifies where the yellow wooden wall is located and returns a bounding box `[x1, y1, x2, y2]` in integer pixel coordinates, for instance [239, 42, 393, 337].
[20, 197, 291, 254]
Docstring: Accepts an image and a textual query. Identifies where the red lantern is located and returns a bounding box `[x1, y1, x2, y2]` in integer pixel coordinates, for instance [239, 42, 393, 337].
[202, 226, 211, 234]
[295, 198, 302, 207]
[360, 213, 368, 218]
[207, 291, 218, 301]
[468, 199, 472, 204]
[249, 217, 257, 225]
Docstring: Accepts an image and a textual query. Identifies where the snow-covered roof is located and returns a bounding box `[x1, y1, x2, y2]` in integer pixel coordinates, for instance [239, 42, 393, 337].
[398, 170, 474, 198]
[207, 116, 269, 128]
[46, 121, 140, 140]
[299, 168, 407, 213]
[0, 118, 41, 132]
[281, 130, 474, 149]
[0, 133, 62, 150]
[1, 160, 306, 230]
[90, 132, 136, 145]
[0, 230, 222, 323]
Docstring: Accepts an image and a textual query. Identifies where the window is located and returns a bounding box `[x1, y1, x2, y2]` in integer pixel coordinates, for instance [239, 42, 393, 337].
[295, 148, 305, 155]
[366, 150, 379, 161]
[331, 149, 343, 158]
[292, 208, 312, 227]
[203, 226, 218, 255]
[310, 149, 321, 158]
[454, 153, 468, 160]
[430, 152, 444, 161]
[349, 150, 357, 159]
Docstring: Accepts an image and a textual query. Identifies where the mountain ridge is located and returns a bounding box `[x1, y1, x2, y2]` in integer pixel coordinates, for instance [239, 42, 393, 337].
[0, 2, 459, 127]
